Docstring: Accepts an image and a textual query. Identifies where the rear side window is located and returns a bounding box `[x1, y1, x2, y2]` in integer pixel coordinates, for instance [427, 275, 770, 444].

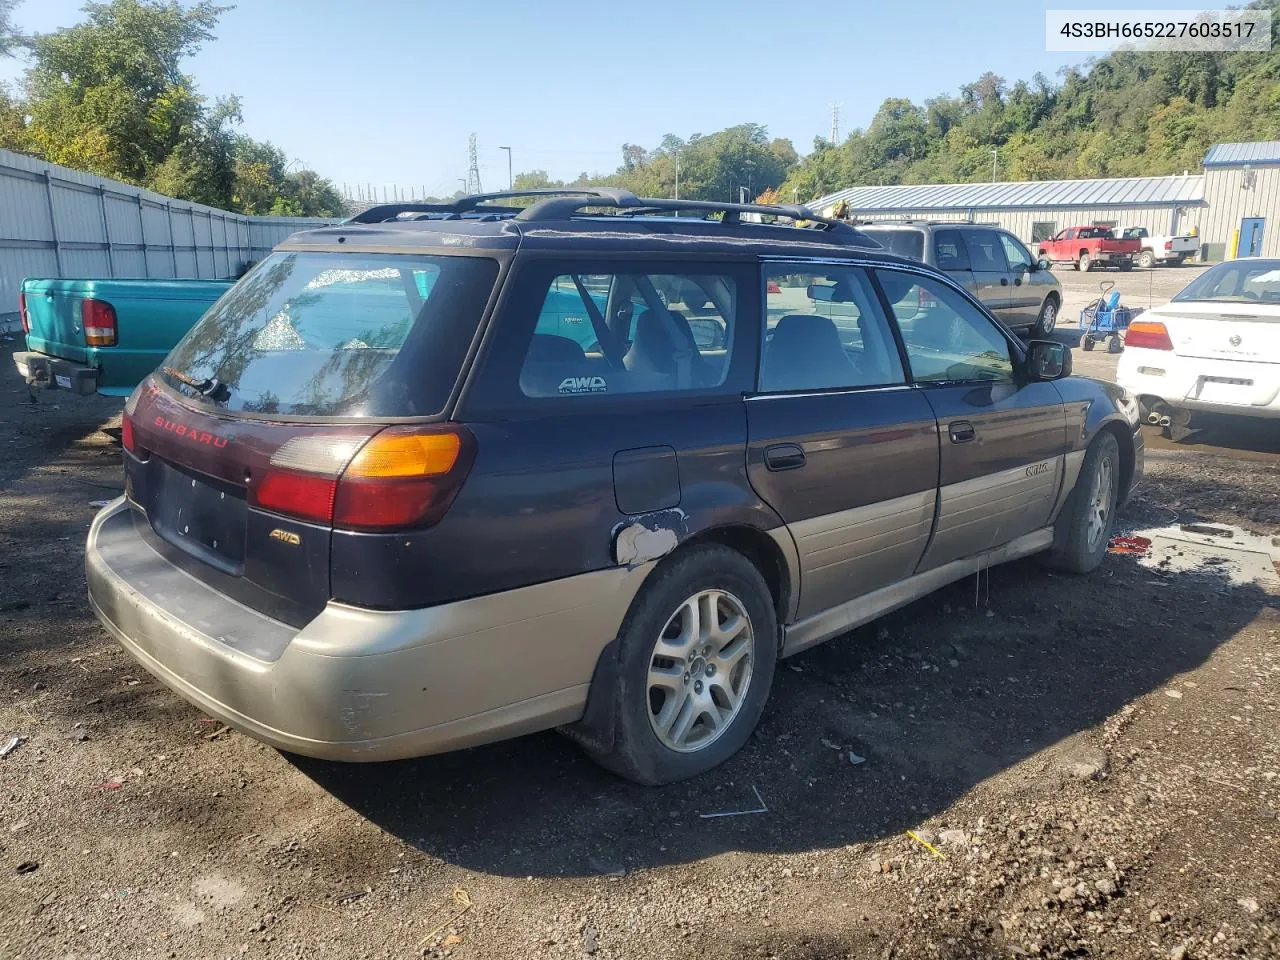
[961, 230, 1008, 272]
[932, 229, 970, 270]
[761, 265, 905, 391]
[517, 268, 738, 398]
[863, 229, 924, 261]
[159, 252, 497, 418]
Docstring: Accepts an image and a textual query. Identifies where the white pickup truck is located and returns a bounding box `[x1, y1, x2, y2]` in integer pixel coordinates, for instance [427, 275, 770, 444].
[1121, 227, 1199, 267]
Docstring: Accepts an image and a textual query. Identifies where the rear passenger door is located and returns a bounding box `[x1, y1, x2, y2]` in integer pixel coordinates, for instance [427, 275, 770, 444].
[455, 258, 762, 599]
[746, 261, 940, 620]
[960, 228, 1013, 322]
[873, 268, 1067, 571]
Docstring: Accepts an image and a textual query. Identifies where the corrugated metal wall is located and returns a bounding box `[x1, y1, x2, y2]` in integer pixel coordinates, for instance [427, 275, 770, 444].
[1201, 164, 1280, 258]
[0, 148, 340, 324]
[844, 203, 1202, 247]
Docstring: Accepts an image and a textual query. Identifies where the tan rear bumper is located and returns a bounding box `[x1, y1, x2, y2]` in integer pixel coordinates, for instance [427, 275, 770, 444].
[86, 498, 651, 761]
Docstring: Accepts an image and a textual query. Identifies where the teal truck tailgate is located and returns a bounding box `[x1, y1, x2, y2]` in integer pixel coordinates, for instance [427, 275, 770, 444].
[17, 278, 234, 396]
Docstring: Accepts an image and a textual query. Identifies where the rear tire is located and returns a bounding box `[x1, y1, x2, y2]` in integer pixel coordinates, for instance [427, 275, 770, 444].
[580, 544, 778, 785]
[1119, 260, 1133, 272]
[1080, 334, 1095, 351]
[1044, 432, 1120, 574]
[1107, 335, 1123, 354]
[1138, 250, 1155, 269]
[1078, 252, 1092, 272]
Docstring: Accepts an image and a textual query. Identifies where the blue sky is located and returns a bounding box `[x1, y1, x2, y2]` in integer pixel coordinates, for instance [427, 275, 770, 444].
[1, 1, 1225, 198]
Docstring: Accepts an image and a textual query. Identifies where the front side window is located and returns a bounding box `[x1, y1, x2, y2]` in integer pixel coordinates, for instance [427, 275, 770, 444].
[999, 233, 1033, 272]
[961, 230, 1008, 272]
[875, 269, 1014, 383]
[518, 268, 737, 398]
[760, 265, 906, 392]
[159, 252, 497, 417]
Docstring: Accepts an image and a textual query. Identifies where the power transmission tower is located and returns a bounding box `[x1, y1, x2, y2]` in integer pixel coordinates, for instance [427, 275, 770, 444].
[830, 103, 841, 144]
[466, 133, 483, 195]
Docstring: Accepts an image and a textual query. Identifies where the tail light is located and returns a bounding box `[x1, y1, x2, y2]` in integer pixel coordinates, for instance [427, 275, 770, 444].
[918, 286, 939, 310]
[251, 426, 474, 532]
[121, 382, 147, 458]
[18, 292, 30, 335]
[1125, 321, 1174, 351]
[82, 299, 118, 346]
[1163, 240, 1173, 251]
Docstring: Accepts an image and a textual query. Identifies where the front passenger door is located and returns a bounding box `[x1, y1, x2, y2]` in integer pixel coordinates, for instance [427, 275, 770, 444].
[874, 269, 1068, 571]
[998, 232, 1041, 328]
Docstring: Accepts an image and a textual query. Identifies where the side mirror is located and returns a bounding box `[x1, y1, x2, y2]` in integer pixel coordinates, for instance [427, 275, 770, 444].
[1027, 340, 1070, 380]
[1035, 258, 1051, 272]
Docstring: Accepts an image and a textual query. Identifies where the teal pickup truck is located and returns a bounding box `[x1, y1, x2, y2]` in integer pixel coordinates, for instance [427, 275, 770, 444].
[13, 278, 233, 397]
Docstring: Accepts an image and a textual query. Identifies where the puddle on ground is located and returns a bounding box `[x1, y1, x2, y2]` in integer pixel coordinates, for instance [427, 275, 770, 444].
[1110, 523, 1280, 587]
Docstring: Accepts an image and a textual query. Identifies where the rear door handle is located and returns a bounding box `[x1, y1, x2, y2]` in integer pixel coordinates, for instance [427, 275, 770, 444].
[764, 443, 806, 471]
[949, 421, 976, 444]
[1013, 276, 1023, 286]
[1000, 277, 1009, 286]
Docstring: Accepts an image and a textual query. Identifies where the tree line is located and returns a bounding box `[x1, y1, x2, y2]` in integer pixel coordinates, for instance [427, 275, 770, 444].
[2, 0, 1278, 217]
[0, 0, 345, 217]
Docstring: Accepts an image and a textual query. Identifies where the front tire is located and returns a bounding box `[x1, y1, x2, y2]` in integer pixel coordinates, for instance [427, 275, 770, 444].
[582, 544, 778, 785]
[1031, 296, 1059, 337]
[1044, 432, 1121, 574]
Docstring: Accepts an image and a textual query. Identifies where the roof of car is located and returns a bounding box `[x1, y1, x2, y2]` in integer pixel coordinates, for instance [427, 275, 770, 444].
[276, 189, 909, 261]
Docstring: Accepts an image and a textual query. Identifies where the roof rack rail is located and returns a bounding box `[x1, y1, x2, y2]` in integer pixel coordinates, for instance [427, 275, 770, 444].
[516, 194, 858, 234]
[344, 188, 641, 224]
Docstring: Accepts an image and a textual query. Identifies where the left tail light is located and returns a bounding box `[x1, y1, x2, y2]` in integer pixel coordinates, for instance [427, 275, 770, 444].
[1126, 321, 1174, 351]
[18, 292, 30, 335]
[251, 425, 475, 532]
[82, 299, 117, 346]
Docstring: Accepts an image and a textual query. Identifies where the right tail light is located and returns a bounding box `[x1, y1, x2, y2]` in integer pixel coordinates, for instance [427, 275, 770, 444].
[1125, 321, 1174, 351]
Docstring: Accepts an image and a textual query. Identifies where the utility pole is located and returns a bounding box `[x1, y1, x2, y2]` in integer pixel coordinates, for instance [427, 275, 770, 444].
[466, 133, 483, 195]
[500, 145, 512, 190]
[991, 148, 999, 183]
[830, 103, 841, 144]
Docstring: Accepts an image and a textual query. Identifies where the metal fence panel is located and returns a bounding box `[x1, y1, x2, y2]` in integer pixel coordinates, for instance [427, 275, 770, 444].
[0, 147, 340, 327]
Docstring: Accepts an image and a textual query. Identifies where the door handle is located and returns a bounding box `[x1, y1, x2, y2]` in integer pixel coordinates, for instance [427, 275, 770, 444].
[949, 421, 976, 444]
[764, 443, 806, 471]
[1013, 276, 1023, 286]
[1000, 277, 1009, 286]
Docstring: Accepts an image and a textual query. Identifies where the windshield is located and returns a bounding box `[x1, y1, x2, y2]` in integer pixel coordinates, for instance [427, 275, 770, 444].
[159, 252, 498, 417]
[1172, 259, 1280, 304]
[861, 229, 924, 261]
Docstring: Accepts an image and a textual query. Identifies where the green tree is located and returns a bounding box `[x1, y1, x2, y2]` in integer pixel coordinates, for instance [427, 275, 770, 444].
[0, 0, 21, 57]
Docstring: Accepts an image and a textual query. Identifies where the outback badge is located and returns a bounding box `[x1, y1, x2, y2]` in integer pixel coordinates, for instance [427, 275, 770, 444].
[269, 528, 301, 546]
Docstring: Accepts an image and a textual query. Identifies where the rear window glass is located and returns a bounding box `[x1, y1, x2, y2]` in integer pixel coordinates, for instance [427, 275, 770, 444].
[1173, 259, 1280, 303]
[158, 252, 497, 417]
[862, 229, 924, 261]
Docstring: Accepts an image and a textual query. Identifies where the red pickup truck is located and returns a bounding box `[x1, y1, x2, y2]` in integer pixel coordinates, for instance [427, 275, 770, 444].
[1037, 226, 1139, 272]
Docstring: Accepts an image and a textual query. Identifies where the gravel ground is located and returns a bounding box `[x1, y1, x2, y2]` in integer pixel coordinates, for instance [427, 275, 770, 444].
[1, 335, 1276, 960]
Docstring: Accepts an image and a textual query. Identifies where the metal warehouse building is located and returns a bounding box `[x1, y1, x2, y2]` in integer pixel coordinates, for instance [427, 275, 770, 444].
[808, 140, 1280, 262]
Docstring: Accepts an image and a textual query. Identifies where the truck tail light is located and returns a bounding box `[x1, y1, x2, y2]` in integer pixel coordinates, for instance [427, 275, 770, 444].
[18, 292, 30, 335]
[81, 299, 118, 346]
[1125, 321, 1174, 351]
[1163, 240, 1173, 251]
[251, 426, 474, 532]
[918, 286, 938, 310]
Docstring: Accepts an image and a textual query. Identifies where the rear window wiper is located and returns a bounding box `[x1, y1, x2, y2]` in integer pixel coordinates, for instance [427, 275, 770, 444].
[164, 367, 232, 403]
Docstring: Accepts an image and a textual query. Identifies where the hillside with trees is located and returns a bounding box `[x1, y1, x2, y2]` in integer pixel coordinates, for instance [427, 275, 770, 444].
[0, 0, 345, 216]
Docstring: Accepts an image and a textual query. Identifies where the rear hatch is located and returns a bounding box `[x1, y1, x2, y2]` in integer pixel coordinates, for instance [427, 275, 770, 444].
[121, 250, 498, 626]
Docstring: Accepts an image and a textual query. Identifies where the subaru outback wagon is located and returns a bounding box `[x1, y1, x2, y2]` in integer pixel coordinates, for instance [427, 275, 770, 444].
[87, 189, 1143, 785]
[856, 221, 1062, 339]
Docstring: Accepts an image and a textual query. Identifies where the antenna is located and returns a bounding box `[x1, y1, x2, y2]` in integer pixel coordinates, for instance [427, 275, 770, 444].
[830, 103, 841, 144]
[466, 133, 483, 195]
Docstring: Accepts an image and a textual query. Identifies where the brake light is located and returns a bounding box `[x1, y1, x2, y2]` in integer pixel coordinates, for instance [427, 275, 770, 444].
[18, 292, 30, 335]
[81, 299, 117, 346]
[251, 427, 474, 531]
[918, 286, 939, 309]
[121, 382, 143, 457]
[1163, 240, 1173, 251]
[1125, 320, 1174, 351]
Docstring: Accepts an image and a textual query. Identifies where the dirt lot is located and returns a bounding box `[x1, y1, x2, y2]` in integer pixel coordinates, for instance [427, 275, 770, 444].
[1, 332, 1277, 960]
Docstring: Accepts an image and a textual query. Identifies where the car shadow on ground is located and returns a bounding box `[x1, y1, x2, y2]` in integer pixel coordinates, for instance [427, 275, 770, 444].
[295, 531, 1277, 879]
